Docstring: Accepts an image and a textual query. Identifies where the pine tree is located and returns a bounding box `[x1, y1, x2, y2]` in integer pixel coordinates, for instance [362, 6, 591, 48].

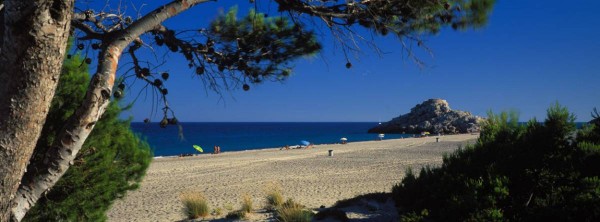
[23, 53, 153, 222]
[392, 105, 600, 221]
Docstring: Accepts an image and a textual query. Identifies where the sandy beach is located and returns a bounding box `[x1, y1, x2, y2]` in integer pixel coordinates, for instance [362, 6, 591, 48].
[107, 134, 478, 221]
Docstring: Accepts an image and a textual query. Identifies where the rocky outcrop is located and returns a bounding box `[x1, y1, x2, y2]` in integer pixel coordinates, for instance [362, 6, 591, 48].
[369, 99, 484, 134]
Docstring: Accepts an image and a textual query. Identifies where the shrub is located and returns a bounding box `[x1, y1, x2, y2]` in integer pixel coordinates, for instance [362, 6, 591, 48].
[225, 210, 247, 220]
[275, 199, 313, 222]
[23, 49, 152, 222]
[313, 208, 349, 221]
[400, 209, 429, 222]
[180, 192, 210, 219]
[332, 192, 390, 208]
[241, 193, 254, 213]
[212, 207, 223, 216]
[392, 104, 600, 221]
[265, 183, 284, 210]
[223, 203, 234, 211]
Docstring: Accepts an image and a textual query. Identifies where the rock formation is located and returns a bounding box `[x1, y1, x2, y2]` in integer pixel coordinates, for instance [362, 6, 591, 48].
[368, 99, 484, 134]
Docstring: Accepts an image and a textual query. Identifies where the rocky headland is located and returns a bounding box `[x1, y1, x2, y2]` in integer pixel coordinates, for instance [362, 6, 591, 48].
[369, 99, 484, 134]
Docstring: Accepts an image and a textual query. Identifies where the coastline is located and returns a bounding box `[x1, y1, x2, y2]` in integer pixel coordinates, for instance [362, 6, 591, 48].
[130, 122, 414, 157]
[107, 134, 478, 221]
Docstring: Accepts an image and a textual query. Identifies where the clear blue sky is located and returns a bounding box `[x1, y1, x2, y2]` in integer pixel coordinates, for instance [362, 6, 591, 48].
[94, 0, 599, 122]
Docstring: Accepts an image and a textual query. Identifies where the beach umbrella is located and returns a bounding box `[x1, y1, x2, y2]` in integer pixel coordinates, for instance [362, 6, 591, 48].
[340, 138, 348, 141]
[300, 140, 310, 146]
[192, 144, 203, 153]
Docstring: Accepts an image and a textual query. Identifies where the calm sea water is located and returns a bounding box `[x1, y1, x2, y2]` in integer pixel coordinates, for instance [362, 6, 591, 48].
[130, 122, 411, 157]
[131, 122, 591, 157]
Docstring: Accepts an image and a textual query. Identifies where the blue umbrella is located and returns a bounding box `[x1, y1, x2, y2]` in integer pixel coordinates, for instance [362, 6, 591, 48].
[300, 140, 310, 146]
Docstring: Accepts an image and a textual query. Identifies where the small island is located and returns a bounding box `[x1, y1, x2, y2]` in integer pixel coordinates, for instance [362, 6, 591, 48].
[369, 99, 484, 134]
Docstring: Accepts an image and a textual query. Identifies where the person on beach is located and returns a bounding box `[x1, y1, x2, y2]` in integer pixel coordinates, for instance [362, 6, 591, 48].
[216, 146, 221, 154]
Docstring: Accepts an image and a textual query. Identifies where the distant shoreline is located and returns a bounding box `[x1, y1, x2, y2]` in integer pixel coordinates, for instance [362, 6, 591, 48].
[132, 121, 384, 123]
[130, 122, 419, 157]
[131, 121, 592, 124]
[150, 135, 440, 159]
[131, 121, 590, 157]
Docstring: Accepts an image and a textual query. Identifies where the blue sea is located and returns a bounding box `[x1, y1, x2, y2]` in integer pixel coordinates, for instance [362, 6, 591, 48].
[131, 122, 411, 157]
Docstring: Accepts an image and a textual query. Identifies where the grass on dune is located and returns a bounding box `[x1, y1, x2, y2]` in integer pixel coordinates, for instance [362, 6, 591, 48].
[180, 191, 210, 219]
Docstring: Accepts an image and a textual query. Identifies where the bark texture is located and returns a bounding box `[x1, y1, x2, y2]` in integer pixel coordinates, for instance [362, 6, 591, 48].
[0, 0, 74, 221]
[10, 1, 210, 221]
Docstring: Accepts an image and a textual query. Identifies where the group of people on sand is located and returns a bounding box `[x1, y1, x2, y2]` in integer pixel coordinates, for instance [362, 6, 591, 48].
[213, 145, 221, 154]
[280, 144, 313, 150]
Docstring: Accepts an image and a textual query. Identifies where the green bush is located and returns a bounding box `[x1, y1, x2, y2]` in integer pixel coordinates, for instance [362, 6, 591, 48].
[180, 192, 210, 219]
[392, 104, 600, 221]
[23, 52, 152, 222]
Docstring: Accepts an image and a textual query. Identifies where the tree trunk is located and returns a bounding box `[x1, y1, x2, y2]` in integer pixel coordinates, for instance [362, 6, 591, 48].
[10, 1, 209, 221]
[0, 0, 74, 221]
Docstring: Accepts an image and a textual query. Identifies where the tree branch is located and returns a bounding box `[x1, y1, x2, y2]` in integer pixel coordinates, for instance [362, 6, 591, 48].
[11, 1, 213, 220]
[72, 20, 103, 40]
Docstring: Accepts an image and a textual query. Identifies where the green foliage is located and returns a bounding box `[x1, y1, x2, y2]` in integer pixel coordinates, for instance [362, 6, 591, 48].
[392, 104, 600, 221]
[278, 0, 495, 35]
[400, 209, 429, 222]
[35, 54, 90, 148]
[23, 53, 152, 222]
[207, 7, 321, 83]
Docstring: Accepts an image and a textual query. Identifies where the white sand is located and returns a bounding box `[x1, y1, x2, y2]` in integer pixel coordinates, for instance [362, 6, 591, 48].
[107, 134, 478, 221]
